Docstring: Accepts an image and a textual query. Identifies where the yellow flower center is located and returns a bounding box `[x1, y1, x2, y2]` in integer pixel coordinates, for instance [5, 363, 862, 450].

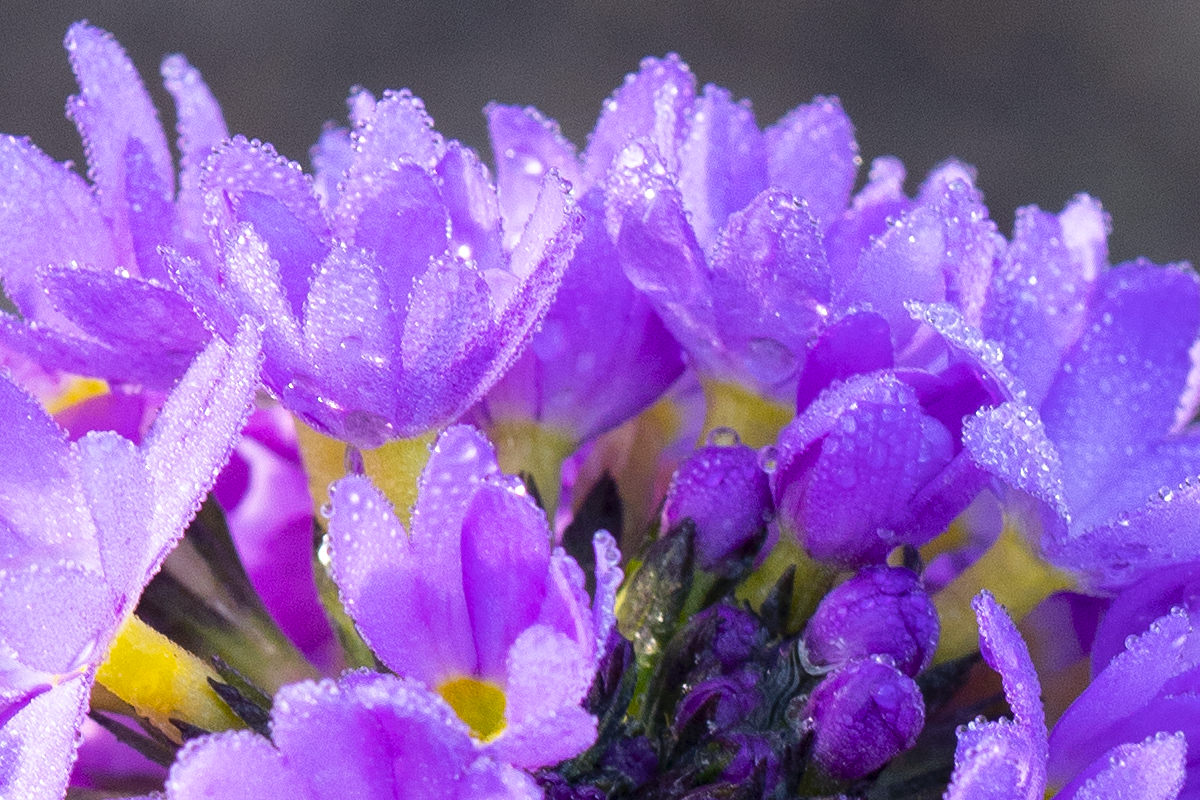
[437, 676, 507, 741]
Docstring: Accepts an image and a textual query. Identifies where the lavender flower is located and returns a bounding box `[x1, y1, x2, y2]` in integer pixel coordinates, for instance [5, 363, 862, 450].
[325, 425, 622, 767]
[170, 92, 581, 447]
[0, 321, 260, 799]
[161, 673, 541, 799]
[470, 104, 685, 458]
[945, 591, 1189, 800]
[0, 22, 226, 388]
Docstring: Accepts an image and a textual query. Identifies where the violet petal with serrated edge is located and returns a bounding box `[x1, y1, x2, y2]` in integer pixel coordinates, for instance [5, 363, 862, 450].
[584, 53, 695, 184]
[486, 103, 581, 247]
[764, 95, 858, 231]
[676, 84, 767, 250]
[64, 22, 173, 263]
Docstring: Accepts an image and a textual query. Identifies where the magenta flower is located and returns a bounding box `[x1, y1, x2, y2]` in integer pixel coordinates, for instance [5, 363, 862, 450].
[170, 91, 581, 447]
[325, 425, 621, 767]
[0, 321, 261, 799]
[0, 22, 227, 388]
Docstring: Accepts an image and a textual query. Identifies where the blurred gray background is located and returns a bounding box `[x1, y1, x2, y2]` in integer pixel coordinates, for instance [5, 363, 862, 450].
[2, 1, 1197, 266]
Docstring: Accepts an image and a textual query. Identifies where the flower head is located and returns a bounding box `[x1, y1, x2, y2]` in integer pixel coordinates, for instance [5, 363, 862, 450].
[326, 425, 621, 766]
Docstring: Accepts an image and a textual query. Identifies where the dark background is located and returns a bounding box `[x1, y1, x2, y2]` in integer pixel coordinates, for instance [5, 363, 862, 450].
[2, 1, 1197, 266]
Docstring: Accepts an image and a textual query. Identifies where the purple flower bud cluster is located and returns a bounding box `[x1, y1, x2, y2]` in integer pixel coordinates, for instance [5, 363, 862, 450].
[2, 20, 1200, 800]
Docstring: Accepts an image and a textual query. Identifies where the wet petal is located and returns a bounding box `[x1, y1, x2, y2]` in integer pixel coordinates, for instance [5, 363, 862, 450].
[764, 95, 858, 230]
[676, 84, 767, 249]
[0, 135, 116, 318]
[486, 103, 581, 246]
[584, 54, 695, 183]
[165, 730, 315, 800]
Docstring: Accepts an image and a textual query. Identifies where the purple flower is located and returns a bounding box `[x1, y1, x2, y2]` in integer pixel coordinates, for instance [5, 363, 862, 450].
[945, 591, 1189, 800]
[161, 672, 540, 799]
[469, 105, 684, 448]
[960, 196, 1200, 590]
[0, 321, 261, 800]
[0, 22, 227, 388]
[325, 425, 621, 767]
[170, 91, 581, 447]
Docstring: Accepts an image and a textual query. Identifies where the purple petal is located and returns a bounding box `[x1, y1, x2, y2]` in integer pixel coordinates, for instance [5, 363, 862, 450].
[329, 427, 501, 683]
[1057, 733, 1187, 800]
[676, 84, 767, 250]
[795, 309, 894, 412]
[437, 142, 504, 271]
[0, 372, 95, 559]
[1042, 262, 1200, 523]
[944, 720, 1044, 800]
[492, 627, 597, 768]
[461, 482, 552, 678]
[0, 674, 91, 800]
[64, 22, 173, 266]
[961, 402, 1070, 521]
[395, 254, 495, 432]
[775, 372, 953, 567]
[486, 103, 581, 246]
[608, 141, 719, 368]
[310, 125, 352, 210]
[944, 592, 1047, 800]
[707, 188, 831, 396]
[165, 730, 315, 800]
[805, 656, 925, 781]
[982, 199, 1104, 404]
[764, 95, 858, 230]
[591, 531, 623, 651]
[1057, 478, 1200, 591]
[663, 441, 770, 570]
[39, 264, 207, 368]
[202, 137, 329, 317]
[584, 54, 695, 183]
[0, 560, 112, 675]
[1049, 607, 1200, 787]
[327, 475, 470, 685]
[839, 179, 998, 355]
[823, 156, 909, 287]
[480, 194, 683, 442]
[339, 161, 449, 316]
[161, 54, 229, 242]
[973, 591, 1046, 735]
[77, 431, 151, 600]
[803, 566, 938, 677]
[1093, 561, 1200, 673]
[340, 89, 444, 179]
[141, 320, 261, 579]
[270, 675, 474, 799]
[300, 244, 399, 446]
[0, 135, 116, 319]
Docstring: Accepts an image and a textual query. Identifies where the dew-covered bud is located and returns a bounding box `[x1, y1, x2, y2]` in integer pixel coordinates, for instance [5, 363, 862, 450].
[663, 437, 771, 571]
[803, 566, 938, 676]
[674, 670, 761, 734]
[804, 655, 925, 781]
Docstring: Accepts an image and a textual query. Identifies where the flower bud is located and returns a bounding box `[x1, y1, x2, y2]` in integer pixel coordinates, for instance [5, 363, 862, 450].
[804, 655, 925, 781]
[663, 438, 771, 571]
[803, 566, 938, 676]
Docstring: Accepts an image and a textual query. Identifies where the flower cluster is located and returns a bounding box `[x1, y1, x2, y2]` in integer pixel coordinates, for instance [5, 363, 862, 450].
[1, 21, 1199, 800]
